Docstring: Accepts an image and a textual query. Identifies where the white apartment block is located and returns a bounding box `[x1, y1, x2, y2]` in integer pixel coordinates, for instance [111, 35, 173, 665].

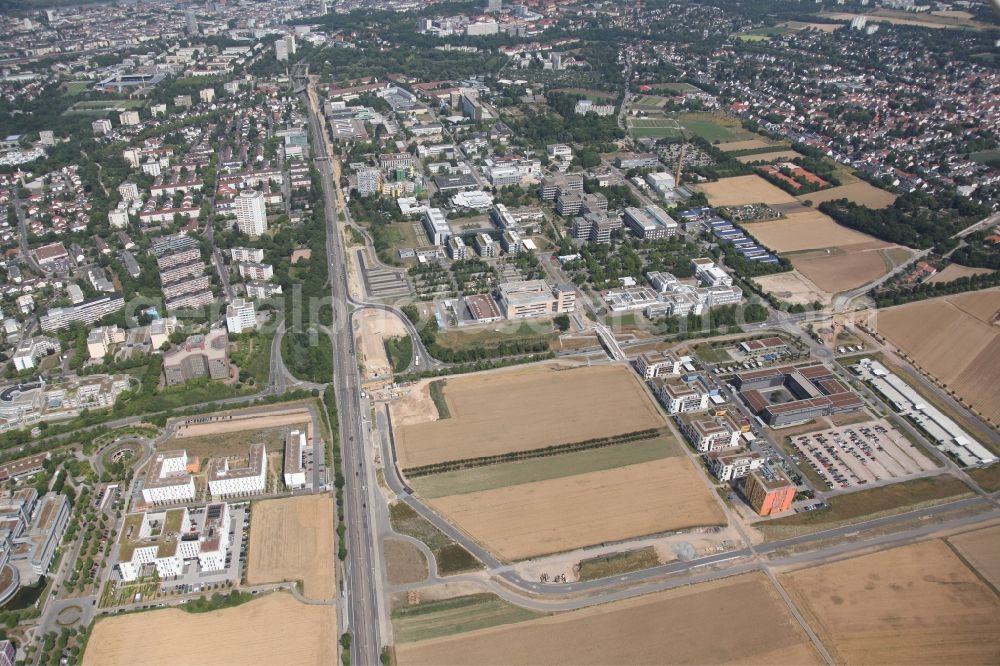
[86, 325, 125, 360]
[707, 449, 763, 482]
[12, 336, 60, 371]
[651, 376, 710, 414]
[237, 262, 274, 281]
[230, 247, 264, 263]
[226, 298, 256, 334]
[680, 413, 742, 452]
[633, 350, 683, 379]
[283, 430, 307, 489]
[207, 443, 267, 498]
[118, 503, 232, 582]
[118, 182, 140, 202]
[141, 450, 196, 505]
[235, 190, 267, 238]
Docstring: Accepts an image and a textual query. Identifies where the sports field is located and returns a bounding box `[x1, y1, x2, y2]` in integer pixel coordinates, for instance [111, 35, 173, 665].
[246, 495, 336, 600]
[83, 593, 337, 666]
[427, 457, 724, 561]
[695, 175, 798, 206]
[396, 573, 822, 665]
[392, 364, 666, 469]
[876, 290, 1000, 423]
[798, 180, 897, 209]
[948, 523, 1000, 588]
[782, 539, 1000, 664]
[716, 139, 778, 152]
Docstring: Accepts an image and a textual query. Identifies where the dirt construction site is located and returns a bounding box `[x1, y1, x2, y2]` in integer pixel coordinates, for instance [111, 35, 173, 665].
[395, 572, 823, 665]
[83, 592, 337, 666]
[172, 406, 317, 442]
[695, 174, 798, 207]
[356, 308, 409, 382]
[246, 494, 336, 600]
[391, 363, 666, 470]
[787, 419, 936, 491]
[781, 538, 1000, 665]
[426, 457, 725, 561]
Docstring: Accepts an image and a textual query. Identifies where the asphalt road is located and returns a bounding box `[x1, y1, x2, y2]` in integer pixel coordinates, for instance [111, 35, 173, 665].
[301, 81, 383, 665]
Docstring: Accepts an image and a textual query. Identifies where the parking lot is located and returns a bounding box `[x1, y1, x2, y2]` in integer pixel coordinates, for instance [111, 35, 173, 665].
[788, 420, 936, 490]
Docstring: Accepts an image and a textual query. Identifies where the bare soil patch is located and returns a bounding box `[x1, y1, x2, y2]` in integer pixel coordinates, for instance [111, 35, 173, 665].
[782, 539, 1000, 665]
[247, 495, 336, 600]
[797, 181, 897, 209]
[385, 538, 430, 585]
[358, 308, 409, 381]
[754, 271, 830, 305]
[393, 363, 666, 469]
[83, 592, 337, 666]
[396, 573, 821, 665]
[877, 290, 1000, 423]
[427, 457, 724, 561]
[695, 175, 798, 206]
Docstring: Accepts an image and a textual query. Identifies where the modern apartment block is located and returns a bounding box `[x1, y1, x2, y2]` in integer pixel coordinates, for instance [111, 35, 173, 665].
[207, 443, 267, 498]
[633, 350, 683, 379]
[422, 208, 451, 245]
[235, 189, 267, 238]
[283, 430, 307, 489]
[39, 296, 125, 332]
[706, 449, 763, 482]
[225, 298, 256, 334]
[141, 450, 196, 505]
[743, 466, 796, 516]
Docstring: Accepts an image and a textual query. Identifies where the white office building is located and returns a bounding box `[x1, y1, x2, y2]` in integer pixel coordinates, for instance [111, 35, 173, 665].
[422, 208, 451, 245]
[235, 190, 267, 238]
[283, 430, 307, 489]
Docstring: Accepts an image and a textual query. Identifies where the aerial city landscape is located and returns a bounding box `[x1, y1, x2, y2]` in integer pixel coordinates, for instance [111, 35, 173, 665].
[0, 0, 996, 663]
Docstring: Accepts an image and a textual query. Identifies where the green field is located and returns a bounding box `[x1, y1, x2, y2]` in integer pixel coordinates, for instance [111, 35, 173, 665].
[646, 82, 700, 94]
[408, 432, 682, 499]
[577, 547, 661, 581]
[71, 99, 146, 110]
[692, 344, 733, 364]
[63, 81, 92, 95]
[969, 149, 1000, 165]
[392, 594, 546, 643]
[677, 112, 754, 143]
[632, 95, 669, 109]
[433, 321, 556, 352]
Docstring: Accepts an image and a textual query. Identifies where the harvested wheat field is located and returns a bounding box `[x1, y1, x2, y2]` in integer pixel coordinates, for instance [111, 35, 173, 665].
[748, 210, 884, 253]
[735, 150, 801, 164]
[716, 139, 780, 152]
[83, 592, 336, 666]
[393, 363, 666, 469]
[754, 271, 830, 305]
[797, 181, 897, 209]
[792, 247, 890, 293]
[397, 572, 821, 665]
[427, 457, 724, 561]
[948, 524, 1000, 588]
[928, 263, 996, 284]
[357, 308, 409, 379]
[247, 495, 335, 599]
[696, 174, 798, 207]
[877, 290, 1000, 423]
[782, 539, 1000, 665]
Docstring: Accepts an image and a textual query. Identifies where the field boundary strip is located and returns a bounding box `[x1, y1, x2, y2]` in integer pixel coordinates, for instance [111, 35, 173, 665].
[402, 429, 662, 477]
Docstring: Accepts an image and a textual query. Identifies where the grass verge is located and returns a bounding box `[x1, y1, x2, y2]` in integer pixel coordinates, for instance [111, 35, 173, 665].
[577, 547, 660, 581]
[428, 380, 450, 419]
[757, 475, 973, 541]
[388, 502, 482, 575]
[392, 594, 545, 643]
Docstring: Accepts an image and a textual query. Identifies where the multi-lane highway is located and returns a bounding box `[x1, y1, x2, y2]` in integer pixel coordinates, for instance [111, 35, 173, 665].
[301, 79, 383, 665]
